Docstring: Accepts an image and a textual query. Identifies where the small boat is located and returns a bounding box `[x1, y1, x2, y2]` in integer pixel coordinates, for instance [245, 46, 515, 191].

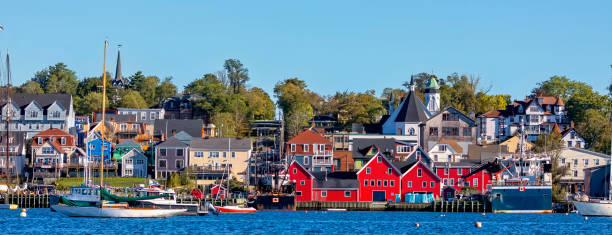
[574, 200, 612, 217]
[52, 203, 187, 218]
[215, 205, 257, 213]
[326, 208, 347, 211]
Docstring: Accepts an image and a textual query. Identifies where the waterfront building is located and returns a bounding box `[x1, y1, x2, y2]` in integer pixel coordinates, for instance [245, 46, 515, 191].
[211, 185, 227, 199]
[381, 79, 430, 144]
[287, 160, 359, 202]
[86, 138, 117, 177]
[31, 128, 76, 180]
[356, 152, 401, 202]
[332, 150, 354, 171]
[433, 160, 493, 196]
[0, 93, 75, 140]
[121, 149, 148, 178]
[351, 138, 395, 170]
[285, 129, 333, 172]
[561, 127, 586, 149]
[558, 147, 610, 193]
[477, 94, 570, 143]
[188, 137, 252, 184]
[394, 160, 442, 200]
[154, 136, 189, 179]
[0, 131, 27, 177]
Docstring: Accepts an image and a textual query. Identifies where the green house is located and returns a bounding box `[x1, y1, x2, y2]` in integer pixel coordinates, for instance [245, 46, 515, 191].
[113, 139, 143, 161]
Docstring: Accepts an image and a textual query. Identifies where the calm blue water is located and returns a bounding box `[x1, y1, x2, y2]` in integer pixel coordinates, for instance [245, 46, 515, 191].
[1, 209, 611, 234]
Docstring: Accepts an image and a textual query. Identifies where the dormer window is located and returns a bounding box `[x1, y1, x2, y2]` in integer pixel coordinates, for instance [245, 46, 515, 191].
[37, 137, 42, 145]
[29, 110, 38, 118]
[61, 137, 66, 145]
[52, 111, 61, 118]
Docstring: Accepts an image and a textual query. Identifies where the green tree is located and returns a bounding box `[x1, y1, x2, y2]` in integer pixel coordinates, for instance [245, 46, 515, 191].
[224, 59, 249, 94]
[274, 78, 315, 137]
[32, 63, 79, 94]
[154, 77, 178, 104]
[245, 87, 275, 120]
[19, 81, 44, 94]
[532, 132, 564, 153]
[575, 109, 611, 154]
[324, 90, 385, 130]
[76, 92, 109, 116]
[119, 90, 148, 108]
[532, 75, 591, 101]
[128, 71, 160, 106]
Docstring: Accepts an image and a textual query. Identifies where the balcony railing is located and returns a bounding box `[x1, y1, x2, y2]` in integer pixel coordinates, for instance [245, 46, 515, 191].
[312, 150, 333, 156]
[33, 162, 61, 169]
[190, 166, 228, 174]
[65, 162, 118, 169]
[312, 157, 333, 165]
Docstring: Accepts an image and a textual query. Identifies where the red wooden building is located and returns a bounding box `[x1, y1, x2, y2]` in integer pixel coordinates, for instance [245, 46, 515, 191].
[394, 160, 442, 201]
[211, 185, 227, 199]
[287, 161, 358, 201]
[434, 161, 493, 198]
[286, 129, 334, 172]
[357, 153, 401, 202]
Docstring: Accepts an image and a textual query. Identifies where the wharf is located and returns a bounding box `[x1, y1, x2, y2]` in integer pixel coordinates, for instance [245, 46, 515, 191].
[2, 193, 51, 208]
[297, 200, 491, 213]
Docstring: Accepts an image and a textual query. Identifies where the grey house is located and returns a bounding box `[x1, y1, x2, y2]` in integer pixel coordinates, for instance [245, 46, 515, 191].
[0, 93, 75, 139]
[121, 149, 148, 178]
[154, 136, 189, 179]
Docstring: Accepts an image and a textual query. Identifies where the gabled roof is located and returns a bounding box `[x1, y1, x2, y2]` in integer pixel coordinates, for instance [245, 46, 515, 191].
[190, 138, 252, 151]
[356, 152, 401, 175]
[428, 106, 475, 126]
[392, 91, 430, 122]
[437, 139, 463, 153]
[394, 160, 442, 180]
[0, 93, 72, 114]
[47, 141, 66, 154]
[561, 127, 584, 139]
[154, 119, 202, 138]
[156, 136, 188, 148]
[289, 160, 314, 178]
[287, 129, 330, 144]
[313, 177, 359, 189]
[33, 128, 72, 137]
[352, 138, 395, 159]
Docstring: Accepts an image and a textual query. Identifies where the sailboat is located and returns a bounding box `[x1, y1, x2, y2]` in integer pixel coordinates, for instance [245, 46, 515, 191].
[0, 52, 19, 210]
[51, 40, 185, 218]
[573, 131, 612, 216]
[214, 138, 256, 213]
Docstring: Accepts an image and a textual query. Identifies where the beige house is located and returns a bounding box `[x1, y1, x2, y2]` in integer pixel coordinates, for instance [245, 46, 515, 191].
[500, 136, 533, 153]
[189, 138, 252, 185]
[558, 148, 610, 193]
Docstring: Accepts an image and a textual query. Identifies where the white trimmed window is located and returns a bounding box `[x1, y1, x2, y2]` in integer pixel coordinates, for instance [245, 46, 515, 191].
[296, 191, 302, 196]
[344, 191, 351, 197]
[291, 144, 296, 152]
[473, 178, 478, 187]
[364, 180, 368, 186]
[303, 144, 309, 152]
[407, 181, 412, 187]
[444, 168, 449, 175]
[417, 169, 422, 177]
[321, 191, 327, 197]
[300, 180, 305, 185]
[430, 181, 435, 188]
[366, 168, 371, 174]
[390, 180, 395, 187]
[422, 181, 427, 188]
[293, 168, 297, 174]
[387, 168, 392, 174]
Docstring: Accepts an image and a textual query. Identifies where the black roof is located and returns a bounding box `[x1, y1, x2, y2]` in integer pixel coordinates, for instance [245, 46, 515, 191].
[393, 91, 429, 122]
[154, 119, 202, 138]
[392, 160, 418, 174]
[352, 138, 395, 159]
[0, 93, 72, 114]
[311, 172, 359, 189]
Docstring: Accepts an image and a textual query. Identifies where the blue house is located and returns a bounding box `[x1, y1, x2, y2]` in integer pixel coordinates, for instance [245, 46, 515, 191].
[75, 116, 90, 147]
[87, 138, 113, 164]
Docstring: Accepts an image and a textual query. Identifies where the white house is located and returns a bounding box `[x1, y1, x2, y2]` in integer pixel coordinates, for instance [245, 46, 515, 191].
[121, 149, 148, 178]
[428, 143, 462, 163]
[1, 94, 75, 139]
[381, 78, 431, 144]
[561, 128, 585, 149]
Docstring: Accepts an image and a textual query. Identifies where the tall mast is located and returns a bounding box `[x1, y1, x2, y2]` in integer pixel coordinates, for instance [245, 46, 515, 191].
[100, 40, 108, 190]
[5, 52, 11, 185]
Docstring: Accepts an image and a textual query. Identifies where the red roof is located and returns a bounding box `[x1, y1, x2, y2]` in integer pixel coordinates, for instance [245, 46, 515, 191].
[48, 141, 66, 154]
[481, 110, 501, 118]
[527, 95, 564, 106]
[287, 129, 330, 144]
[33, 128, 72, 137]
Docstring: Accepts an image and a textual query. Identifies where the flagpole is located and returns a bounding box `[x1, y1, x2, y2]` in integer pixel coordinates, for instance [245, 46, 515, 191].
[100, 40, 107, 204]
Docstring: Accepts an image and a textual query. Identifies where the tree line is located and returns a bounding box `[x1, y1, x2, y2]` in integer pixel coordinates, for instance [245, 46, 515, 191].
[15, 61, 612, 154]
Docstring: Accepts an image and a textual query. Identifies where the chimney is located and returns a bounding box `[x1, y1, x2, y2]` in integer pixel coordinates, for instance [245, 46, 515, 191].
[172, 129, 176, 136]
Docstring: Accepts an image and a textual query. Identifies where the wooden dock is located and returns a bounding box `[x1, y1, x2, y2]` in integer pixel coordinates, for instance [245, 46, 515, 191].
[3, 194, 51, 208]
[297, 200, 490, 212]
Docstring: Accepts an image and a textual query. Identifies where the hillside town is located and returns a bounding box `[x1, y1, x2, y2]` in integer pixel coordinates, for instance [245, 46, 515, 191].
[0, 48, 609, 209]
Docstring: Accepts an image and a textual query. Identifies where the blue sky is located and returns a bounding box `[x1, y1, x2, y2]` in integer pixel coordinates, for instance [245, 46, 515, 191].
[1, 1, 611, 101]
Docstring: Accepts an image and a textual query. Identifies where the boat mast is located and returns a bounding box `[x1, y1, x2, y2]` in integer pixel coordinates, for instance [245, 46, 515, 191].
[100, 40, 108, 193]
[5, 52, 11, 185]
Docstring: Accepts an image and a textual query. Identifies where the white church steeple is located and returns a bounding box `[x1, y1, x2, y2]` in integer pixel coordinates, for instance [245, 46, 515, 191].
[424, 76, 440, 116]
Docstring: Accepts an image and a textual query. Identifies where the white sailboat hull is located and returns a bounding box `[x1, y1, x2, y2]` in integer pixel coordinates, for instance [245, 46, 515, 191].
[573, 201, 612, 217]
[51, 205, 187, 218]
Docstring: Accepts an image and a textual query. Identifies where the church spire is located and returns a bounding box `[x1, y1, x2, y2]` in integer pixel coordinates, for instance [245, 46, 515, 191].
[112, 45, 124, 87]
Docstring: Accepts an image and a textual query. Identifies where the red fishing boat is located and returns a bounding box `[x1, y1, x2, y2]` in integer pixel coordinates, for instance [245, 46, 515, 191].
[215, 205, 257, 213]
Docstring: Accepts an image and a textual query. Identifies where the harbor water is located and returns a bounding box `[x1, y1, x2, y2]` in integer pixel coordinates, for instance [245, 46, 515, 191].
[2, 209, 611, 234]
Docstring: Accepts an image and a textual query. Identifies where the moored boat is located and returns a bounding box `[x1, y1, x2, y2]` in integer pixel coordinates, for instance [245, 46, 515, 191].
[52, 203, 187, 218]
[573, 200, 612, 217]
[215, 205, 256, 213]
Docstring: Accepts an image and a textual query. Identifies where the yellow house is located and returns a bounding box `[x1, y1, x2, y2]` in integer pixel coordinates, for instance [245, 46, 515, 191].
[500, 136, 533, 153]
[188, 138, 252, 185]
